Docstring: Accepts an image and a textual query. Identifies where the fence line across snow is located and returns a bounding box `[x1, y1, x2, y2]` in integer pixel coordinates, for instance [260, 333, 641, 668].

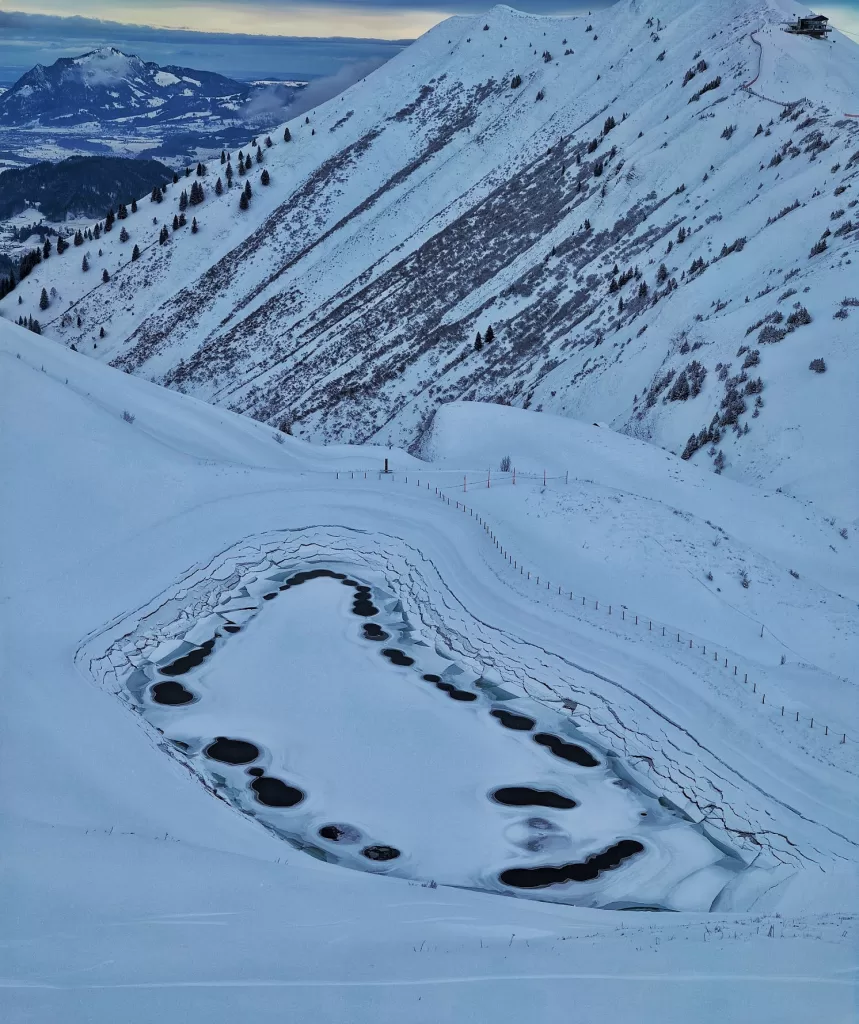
[333, 464, 849, 747]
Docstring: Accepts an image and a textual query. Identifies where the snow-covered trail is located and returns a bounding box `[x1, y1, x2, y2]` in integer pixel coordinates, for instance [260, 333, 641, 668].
[4, 819, 853, 1024]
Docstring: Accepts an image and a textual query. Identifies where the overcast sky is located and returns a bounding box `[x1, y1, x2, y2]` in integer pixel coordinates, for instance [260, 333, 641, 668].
[0, 1, 856, 82]
[2, 1, 614, 39]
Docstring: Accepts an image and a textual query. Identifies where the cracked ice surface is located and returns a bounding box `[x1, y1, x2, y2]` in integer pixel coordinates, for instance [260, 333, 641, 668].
[80, 528, 832, 911]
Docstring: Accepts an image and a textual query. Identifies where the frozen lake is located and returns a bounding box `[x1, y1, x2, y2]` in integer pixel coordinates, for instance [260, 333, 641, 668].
[122, 564, 742, 910]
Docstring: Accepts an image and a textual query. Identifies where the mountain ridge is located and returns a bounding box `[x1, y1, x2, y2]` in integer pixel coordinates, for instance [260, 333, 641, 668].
[2, 0, 856, 513]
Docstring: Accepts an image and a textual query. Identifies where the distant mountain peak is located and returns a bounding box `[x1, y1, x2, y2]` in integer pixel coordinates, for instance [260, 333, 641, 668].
[0, 48, 248, 129]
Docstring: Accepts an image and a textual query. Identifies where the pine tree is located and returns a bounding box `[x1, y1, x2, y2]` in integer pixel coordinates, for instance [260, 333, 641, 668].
[225, 165, 233, 187]
[261, 168, 270, 186]
[173, 172, 179, 184]
[104, 208, 115, 232]
[93, 223, 101, 240]
[265, 135, 272, 148]
[74, 229, 83, 246]
[474, 332, 483, 351]
[76, 315, 82, 327]
[179, 189, 188, 211]
[196, 162, 204, 176]
[284, 127, 291, 142]
[191, 217, 198, 234]
[131, 198, 138, 213]
[179, 212, 187, 227]
[151, 186, 159, 203]
[42, 237, 52, 259]
[256, 145, 263, 163]
[173, 213, 180, 230]
[118, 203, 128, 220]
[119, 226, 129, 243]
[215, 176, 223, 195]
[239, 191, 249, 211]
[238, 154, 246, 176]
[311, 128, 315, 135]
[132, 244, 141, 261]
[81, 254, 89, 272]
[102, 268, 110, 283]
[99, 326, 105, 339]
[159, 225, 169, 245]
[221, 150, 226, 164]
[305, 116, 310, 124]
[191, 181, 204, 205]
[39, 287, 49, 310]
[184, 166, 191, 177]
[484, 324, 494, 344]
[31, 319, 41, 335]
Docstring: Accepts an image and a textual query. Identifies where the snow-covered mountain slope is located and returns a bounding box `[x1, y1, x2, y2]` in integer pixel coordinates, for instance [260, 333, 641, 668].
[426, 402, 857, 684]
[2, 0, 857, 515]
[1, 315, 856, 1021]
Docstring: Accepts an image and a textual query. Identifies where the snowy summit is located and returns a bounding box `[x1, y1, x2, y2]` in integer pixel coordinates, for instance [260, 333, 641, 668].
[0, 47, 251, 129]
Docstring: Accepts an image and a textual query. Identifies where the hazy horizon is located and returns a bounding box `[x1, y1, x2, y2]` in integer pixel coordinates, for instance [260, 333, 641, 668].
[0, 2, 856, 85]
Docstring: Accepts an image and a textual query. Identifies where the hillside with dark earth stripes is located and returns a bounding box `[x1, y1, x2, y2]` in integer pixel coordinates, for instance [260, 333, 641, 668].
[2, 0, 856, 510]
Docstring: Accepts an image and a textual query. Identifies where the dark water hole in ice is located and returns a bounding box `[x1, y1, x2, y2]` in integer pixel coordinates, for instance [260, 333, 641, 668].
[353, 596, 380, 616]
[159, 638, 216, 676]
[422, 673, 476, 701]
[362, 845, 400, 861]
[491, 709, 536, 731]
[437, 682, 478, 701]
[204, 736, 260, 765]
[251, 776, 305, 807]
[492, 786, 577, 810]
[382, 647, 415, 667]
[319, 824, 362, 843]
[499, 839, 644, 889]
[150, 680, 196, 705]
[533, 732, 600, 767]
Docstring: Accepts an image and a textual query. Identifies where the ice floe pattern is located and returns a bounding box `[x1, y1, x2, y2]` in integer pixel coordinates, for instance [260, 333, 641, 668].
[79, 529, 754, 910]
